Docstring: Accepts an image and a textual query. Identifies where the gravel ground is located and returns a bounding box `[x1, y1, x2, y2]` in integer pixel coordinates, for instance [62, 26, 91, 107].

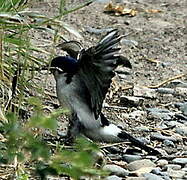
[34, 0, 186, 179]
[3, 0, 187, 179]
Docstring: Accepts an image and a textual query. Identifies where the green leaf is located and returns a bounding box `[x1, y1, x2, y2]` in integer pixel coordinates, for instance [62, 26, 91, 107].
[4, 36, 29, 46]
[59, 0, 66, 15]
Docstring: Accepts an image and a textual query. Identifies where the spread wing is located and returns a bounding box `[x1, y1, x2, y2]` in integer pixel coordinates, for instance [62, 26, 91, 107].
[78, 30, 129, 119]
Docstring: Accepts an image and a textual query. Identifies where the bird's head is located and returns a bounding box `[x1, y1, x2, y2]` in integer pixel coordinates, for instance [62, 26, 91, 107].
[50, 56, 79, 76]
[50, 41, 82, 77]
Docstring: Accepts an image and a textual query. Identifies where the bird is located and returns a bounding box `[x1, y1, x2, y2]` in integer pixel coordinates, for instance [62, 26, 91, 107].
[50, 30, 159, 155]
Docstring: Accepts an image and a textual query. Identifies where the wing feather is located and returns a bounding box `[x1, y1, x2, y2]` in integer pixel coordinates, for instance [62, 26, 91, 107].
[79, 30, 123, 119]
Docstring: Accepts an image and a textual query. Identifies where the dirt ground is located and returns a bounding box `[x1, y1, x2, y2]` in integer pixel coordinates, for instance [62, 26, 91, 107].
[31, 0, 187, 134]
[7, 0, 187, 179]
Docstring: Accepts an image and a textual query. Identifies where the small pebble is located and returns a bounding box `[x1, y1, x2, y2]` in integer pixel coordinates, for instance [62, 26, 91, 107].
[143, 173, 164, 180]
[120, 39, 138, 47]
[172, 158, 187, 165]
[162, 176, 172, 180]
[127, 159, 156, 171]
[105, 175, 122, 180]
[145, 156, 158, 161]
[163, 140, 175, 147]
[166, 80, 187, 88]
[146, 108, 173, 120]
[166, 121, 183, 127]
[175, 87, 187, 97]
[126, 177, 146, 180]
[150, 132, 177, 142]
[157, 159, 168, 167]
[175, 126, 187, 136]
[134, 126, 150, 132]
[164, 164, 181, 170]
[175, 113, 187, 121]
[123, 155, 142, 163]
[128, 110, 146, 120]
[167, 168, 185, 178]
[156, 88, 174, 94]
[151, 167, 166, 175]
[181, 167, 187, 171]
[133, 86, 157, 98]
[103, 164, 129, 177]
[120, 96, 144, 107]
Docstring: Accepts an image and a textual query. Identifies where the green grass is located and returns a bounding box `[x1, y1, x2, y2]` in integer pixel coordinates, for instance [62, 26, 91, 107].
[0, 0, 107, 179]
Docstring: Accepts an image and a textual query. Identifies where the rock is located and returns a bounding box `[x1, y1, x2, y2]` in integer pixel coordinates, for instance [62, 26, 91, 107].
[175, 126, 187, 136]
[105, 175, 122, 180]
[120, 39, 138, 47]
[127, 159, 156, 171]
[120, 96, 144, 107]
[146, 108, 171, 113]
[156, 159, 168, 167]
[146, 108, 173, 121]
[161, 176, 172, 180]
[128, 110, 146, 120]
[126, 177, 146, 180]
[145, 156, 158, 161]
[172, 158, 187, 165]
[154, 149, 168, 156]
[175, 87, 187, 97]
[150, 132, 177, 142]
[123, 155, 142, 163]
[163, 140, 175, 147]
[181, 167, 187, 171]
[156, 123, 168, 130]
[133, 86, 157, 98]
[103, 164, 129, 177]
[167, 168, 185, 178]
[182, 151, 187, 155]
[105, 146, 122, 154]
[174, 102, 184, 108]
[175, 113, 187, 121]
[160, 62, 172, 68]
[164, 164, 181, 170]
[166, 80, 187, 88]
[178, 102, 187, 116]
[143, 173, 164, 180]
[156, 88, 174, 94]
[134, 126, 150, 132]
[166, 121, 183, 127]
[151, 168, 168, 176]
[137, 137, 151, 144]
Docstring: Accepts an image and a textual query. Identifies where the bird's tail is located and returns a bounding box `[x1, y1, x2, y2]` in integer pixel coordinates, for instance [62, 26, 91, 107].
[117, 131, 159, 155]
[83, 123, 160, 155]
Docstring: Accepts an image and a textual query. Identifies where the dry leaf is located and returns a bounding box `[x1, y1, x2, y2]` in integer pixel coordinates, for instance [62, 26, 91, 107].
[146, 9, 162, 13]
[104, 2, 137, 16]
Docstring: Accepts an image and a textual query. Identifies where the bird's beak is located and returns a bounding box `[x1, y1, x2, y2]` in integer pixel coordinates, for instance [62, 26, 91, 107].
[49, 66, 64, 74]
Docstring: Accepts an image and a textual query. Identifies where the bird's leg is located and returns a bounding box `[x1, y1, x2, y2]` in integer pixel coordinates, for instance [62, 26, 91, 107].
[64, 113, 82, 145]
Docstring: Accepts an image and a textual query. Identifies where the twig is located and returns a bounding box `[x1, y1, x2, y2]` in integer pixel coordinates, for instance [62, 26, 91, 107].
[103, 105, 128, 110]
[147, 73, 187, 88]
[121, 85, 134, 90]
[100, 142, 130, 149]
[145, 58, 159, 64]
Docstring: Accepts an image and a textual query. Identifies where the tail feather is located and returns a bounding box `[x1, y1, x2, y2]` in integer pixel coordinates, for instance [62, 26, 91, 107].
[118, 131, 160, 155]
[83, 122, 160, 155]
